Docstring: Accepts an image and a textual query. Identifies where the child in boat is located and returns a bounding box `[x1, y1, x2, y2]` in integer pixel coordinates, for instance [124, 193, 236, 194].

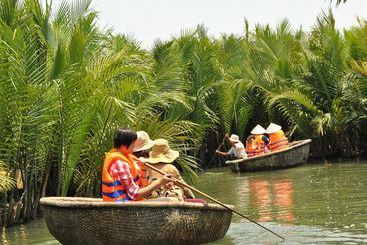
[215, 134, 247, 159]
[246, 135, 256, 157]
[101, 128, 174, 202]
[142, 139, 195, 201]
[246, 134, 270, 156]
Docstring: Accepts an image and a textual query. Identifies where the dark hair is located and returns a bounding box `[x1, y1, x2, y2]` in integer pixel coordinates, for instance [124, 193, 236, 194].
[113, 128, 137, 148]
[133, 150, 150, 158]
[262, 135, 270, 144]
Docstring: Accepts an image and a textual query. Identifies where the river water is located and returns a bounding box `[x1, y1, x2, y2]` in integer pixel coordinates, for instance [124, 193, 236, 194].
[1, 162, 367, 244]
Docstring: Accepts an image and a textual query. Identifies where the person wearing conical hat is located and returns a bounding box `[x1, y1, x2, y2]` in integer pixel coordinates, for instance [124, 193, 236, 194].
[215, 134, 247, 159]
[251, 124, 266, 135]
[143, 139, 195, 201]
[246, 125, 267, 157]
[266, 123, 289, 152]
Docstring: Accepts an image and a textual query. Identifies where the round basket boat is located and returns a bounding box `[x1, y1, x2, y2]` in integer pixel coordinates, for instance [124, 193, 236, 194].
[40, 197, 233, 245]
[226, 139, 312, 173]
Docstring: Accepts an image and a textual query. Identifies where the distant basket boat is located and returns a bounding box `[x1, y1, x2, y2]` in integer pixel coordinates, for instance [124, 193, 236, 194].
[226, 139, 312, 173]
[40, 197, 233, 245]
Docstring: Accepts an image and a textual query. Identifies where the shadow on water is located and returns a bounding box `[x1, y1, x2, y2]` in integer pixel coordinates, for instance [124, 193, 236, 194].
[1, 162, 367, 244]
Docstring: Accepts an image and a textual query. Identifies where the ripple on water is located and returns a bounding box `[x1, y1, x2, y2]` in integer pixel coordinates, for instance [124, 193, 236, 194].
[210, 222, 367, 245]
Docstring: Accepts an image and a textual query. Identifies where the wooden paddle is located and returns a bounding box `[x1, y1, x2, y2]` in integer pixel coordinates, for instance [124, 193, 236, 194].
[209, 135, 226, 164]
[143, 162, 285, 241]
[216, 136, 226, 152]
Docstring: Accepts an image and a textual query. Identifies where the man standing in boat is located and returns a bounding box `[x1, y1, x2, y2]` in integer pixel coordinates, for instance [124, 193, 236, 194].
[215, 134, 247, 159]
[101, 128, 174, 202]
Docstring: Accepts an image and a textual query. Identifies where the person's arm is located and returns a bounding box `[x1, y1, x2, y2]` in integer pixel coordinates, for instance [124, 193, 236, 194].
[167, 165, 195, 199]
[111, 160, 174, 200]
[215, 150, 229, 157]
[135, 176, 173, 199]
[137, 162, 149, 187]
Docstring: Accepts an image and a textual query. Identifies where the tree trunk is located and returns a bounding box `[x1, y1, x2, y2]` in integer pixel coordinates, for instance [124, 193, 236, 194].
[13, 190, 25, 224]
[41, 152, 53, 197]
[24, 175, 34, 222]
[6, 189, 15, 227]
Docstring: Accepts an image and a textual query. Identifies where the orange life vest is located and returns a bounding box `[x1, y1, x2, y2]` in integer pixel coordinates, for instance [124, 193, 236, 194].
[269, 130, 289, 152]
[247, 135, 265, 157]
[101, 148, 146, 202]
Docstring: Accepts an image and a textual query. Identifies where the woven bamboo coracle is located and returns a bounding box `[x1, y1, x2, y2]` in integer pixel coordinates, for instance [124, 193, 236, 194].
[40, 197, 233, 245]
[226, 139, 311, 172]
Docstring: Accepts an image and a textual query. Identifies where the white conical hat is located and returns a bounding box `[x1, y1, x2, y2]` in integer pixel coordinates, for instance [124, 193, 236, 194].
[251, 125, 266, 135]
[266, 123, 282, 134]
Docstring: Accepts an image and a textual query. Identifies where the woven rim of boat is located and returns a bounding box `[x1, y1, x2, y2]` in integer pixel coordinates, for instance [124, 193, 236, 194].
[40, 197, 233, 210]
[226, 138, 312, 163]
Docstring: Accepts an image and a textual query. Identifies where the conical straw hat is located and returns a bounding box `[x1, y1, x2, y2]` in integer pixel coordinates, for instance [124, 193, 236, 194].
[266, 123, 282, 134]
[251, 125, 266, 135]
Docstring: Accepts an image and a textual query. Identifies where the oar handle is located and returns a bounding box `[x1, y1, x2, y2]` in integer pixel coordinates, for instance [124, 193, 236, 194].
[143, 162, 285, 241]
[216, 136, 227, 151]
[217, 140, 225, 151]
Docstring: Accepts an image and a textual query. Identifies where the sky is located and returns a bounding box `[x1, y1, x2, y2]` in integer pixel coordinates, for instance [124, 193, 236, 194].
[53, 0, 367, 48]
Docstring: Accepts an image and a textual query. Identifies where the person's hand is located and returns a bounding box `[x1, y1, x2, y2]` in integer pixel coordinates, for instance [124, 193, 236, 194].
[224, 133, 229, 139]
[165, 182, 174, 190]
[159, 174, 175, 185]
[215, 150, 221, 156]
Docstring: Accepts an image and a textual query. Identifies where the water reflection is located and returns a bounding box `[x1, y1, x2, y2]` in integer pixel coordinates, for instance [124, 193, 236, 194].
[274, 178, 295, 223]
[1, 219, 59, 244]
[248, 178, 295, 223]
[199, 163, 367, 243]
[249, 179, 273, 222]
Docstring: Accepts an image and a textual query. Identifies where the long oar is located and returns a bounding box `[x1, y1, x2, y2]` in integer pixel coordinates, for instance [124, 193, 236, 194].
[143, 162, 285, 241]
[216, 137, 226, 151]
[209, 136, 226, 165]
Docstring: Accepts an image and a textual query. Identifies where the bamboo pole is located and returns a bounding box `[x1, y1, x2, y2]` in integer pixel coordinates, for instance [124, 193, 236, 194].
[144, 162, 285, 241]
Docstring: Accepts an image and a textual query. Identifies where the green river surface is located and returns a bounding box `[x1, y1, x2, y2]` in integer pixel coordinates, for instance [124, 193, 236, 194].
[1, 162, 367, 244]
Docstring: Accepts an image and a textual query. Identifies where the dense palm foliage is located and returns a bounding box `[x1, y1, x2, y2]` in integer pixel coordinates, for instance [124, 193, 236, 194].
[0, 0, 366, 226]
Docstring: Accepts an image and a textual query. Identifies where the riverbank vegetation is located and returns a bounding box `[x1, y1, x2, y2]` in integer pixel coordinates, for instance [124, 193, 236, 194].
[0, 0, 366, 226]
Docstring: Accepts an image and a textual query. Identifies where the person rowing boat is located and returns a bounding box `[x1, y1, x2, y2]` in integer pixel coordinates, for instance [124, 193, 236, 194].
[215, 134, 247, 159]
